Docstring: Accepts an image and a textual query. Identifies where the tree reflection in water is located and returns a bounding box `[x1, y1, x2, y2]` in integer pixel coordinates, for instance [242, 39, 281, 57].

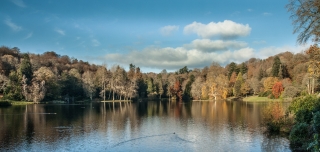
[0, 100, 291, 151]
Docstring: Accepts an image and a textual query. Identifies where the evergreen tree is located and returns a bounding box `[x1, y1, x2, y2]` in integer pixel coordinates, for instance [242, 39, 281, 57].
[3, 71, 23, 100]
[227, 62, 237, 79]
[147, 77, 154, 95]
[271, 56, 281, 77]
[239, 62, 248, 75]
[183, 75, 195, 100]
[158, 80, 164, 99]
[258, 68, 268, 80]
[233, 72, 243, 97]
[19, 54, 33, 84]
[278, 64, 283, 79]
[281, 64, 290, 78]
[178, 66, 189, 74]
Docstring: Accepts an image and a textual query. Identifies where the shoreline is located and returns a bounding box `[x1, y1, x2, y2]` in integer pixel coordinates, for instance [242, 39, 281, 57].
[242, 96, 292, 102]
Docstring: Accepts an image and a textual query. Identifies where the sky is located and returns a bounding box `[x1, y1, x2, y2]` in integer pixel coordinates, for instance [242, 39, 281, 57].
[0, 0, 309, 72]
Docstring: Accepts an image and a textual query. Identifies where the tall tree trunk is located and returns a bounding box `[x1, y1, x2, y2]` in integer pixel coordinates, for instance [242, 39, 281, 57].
[103, 83, 105, 101]
[112, 90, 115, 101]
[312, 77, 315, 94]
[308, 78, 311, 95]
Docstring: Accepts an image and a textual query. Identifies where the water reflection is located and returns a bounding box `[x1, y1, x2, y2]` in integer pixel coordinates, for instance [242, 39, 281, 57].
[0, 101, 290, 151]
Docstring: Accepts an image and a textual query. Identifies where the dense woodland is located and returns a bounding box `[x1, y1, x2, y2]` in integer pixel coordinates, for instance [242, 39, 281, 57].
[0, 45, 317, 103]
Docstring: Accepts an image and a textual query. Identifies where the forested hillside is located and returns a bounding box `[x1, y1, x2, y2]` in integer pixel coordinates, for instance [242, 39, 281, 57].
[0, 45, 317, 103]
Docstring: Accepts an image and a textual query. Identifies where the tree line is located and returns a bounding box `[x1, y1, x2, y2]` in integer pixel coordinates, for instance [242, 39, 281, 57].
[0, 44, 318, 103]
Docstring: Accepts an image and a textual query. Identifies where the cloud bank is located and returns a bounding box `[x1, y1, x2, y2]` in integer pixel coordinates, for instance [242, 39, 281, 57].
[185, 39, 248, 52]
[105, 47, 254, 70]
[183, 20, 251, 39]
[103, 20, 301, 71]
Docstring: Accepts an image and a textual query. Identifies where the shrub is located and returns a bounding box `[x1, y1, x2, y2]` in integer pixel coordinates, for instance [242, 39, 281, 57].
[259, 90, 272, 97]
[282, 86, 300, 98]
[263, 102, 286, 133]
[0, 100, 12, 107]
[289, 95, 320, 115]
[312, 111, 320, 132]
[308, 112, 320, 151]
[289, 122, 310, 149]
[295, 108, 314, 124]
[288, 95, 320, 151]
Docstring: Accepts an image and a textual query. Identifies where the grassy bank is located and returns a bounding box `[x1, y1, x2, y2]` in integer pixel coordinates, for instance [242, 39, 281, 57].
[10, 101, 34, 105]
[243, 96, 292, 102]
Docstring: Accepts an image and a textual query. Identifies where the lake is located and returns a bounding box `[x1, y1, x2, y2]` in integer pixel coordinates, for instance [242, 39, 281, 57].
[0, 100, 291, 151]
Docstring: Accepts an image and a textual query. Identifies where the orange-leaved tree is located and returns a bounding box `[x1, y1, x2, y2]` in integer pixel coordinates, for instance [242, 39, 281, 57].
[172, 80, 182, 102]
[272, 81, 284, 99]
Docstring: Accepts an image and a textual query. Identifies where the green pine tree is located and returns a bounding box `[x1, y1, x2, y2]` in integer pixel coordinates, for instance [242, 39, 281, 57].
[147, 77, 154, 95]
[233, 72, 243, 97]
[19, 54, 33, 84]
[271, 56, 281, 77]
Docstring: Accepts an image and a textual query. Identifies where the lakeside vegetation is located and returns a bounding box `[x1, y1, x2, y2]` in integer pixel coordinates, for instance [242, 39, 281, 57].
[243, 96, 282, 102]
[0, 101, 12, 107]
[243, 96, 292, 102]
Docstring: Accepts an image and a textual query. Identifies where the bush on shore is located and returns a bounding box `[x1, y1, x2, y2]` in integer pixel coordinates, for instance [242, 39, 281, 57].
[287, 95, 320, 151]
[0, 100, 12, 107]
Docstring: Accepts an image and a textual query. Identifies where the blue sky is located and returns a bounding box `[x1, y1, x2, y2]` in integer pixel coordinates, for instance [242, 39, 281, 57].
[0, 0, 307, 72]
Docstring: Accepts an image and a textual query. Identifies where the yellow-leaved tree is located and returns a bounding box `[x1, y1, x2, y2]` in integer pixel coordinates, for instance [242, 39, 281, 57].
[263, 77, 279, 91]
[306, 44, 320, 94]
[206, 74, 228, 100]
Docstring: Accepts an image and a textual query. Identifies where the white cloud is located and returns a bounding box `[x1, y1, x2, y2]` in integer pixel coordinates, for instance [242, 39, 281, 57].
[55, 28, 65, 35]
[160, 25, 179, 36]
[247, 9, 253, 12]
[11, 0, 26, 7]
[185, 39, 247, 52]
[92, 39, 100, 47]
[183, 20, 251, 39]
[256, 45, 307, 59]
[106, 45, 307, 70]
[4, 19, 22, 31]
[24, 32, 33, 39]
[104, 45, 254, 70]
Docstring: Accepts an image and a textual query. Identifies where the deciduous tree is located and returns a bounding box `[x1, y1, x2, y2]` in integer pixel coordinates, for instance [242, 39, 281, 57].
[191, 77, 202, 100]
[287, 0, 320, 44]
[272, 82, 284, 99]
[264, 77, 279, 91]
[82, 71, 95, 100]
[233, 72, 243, 97]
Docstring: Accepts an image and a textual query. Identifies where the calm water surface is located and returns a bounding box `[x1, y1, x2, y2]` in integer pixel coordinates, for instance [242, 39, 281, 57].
[0, 100, 291, 151]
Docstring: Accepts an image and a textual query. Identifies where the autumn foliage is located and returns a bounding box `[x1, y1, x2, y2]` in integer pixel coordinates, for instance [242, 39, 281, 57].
[263, 101, 288, 133]
[171, 80, 182, 102]
[272, 81, 284, 99]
